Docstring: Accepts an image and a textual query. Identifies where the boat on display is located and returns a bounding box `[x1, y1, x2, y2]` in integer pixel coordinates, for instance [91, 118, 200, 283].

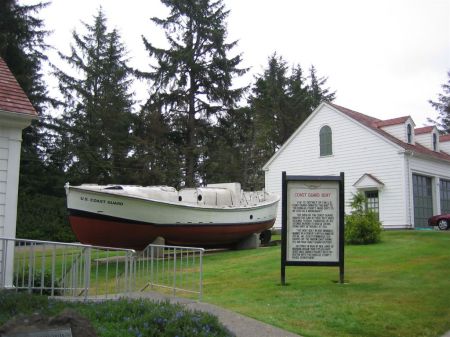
[65, 183, 279, 250]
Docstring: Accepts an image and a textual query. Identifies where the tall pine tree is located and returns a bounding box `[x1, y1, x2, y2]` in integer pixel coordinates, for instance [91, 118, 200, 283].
[429, 71, 450, 134]
[0, 0, 48, 110]
[0, 0, 51, 191]
[203, 107, 261, 189]
[54, 9, 135, 184]
[247, 54, 336, 187]
[0, 1, 72, 241]
[141, 0, 247, 186]
[251, 54, 335, 152]
[130, 94, 184, 187]
[308, 65, 335, 109]
[250, 54, 290, 155]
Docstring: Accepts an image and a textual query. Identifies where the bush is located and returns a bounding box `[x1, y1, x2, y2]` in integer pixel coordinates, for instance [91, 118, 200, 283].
[345, 211, 382, 244]
[14, 271, 61, 296]
[0, 291, 234, 337]
[345, 192, 382, 244]
[16, 192, 76, 242]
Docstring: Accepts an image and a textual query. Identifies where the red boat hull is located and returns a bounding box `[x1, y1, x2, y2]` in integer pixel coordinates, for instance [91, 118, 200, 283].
[69, 211, 275, 250]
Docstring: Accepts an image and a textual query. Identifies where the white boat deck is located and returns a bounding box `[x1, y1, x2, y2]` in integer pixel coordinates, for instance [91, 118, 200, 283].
[68, 183, 278, 209]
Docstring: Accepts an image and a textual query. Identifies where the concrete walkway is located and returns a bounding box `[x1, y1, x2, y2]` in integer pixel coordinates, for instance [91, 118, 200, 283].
[94, 291, 302, 337]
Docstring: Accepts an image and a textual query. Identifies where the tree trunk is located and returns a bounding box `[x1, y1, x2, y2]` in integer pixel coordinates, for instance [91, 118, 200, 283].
[186, 75, 196, 187]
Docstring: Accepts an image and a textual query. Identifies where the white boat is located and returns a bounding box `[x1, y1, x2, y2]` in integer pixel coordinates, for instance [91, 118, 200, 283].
[65, 183, 279, 250]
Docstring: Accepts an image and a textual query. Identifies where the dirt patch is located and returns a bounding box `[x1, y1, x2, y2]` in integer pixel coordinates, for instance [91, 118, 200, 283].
[0, 309, 97, 337]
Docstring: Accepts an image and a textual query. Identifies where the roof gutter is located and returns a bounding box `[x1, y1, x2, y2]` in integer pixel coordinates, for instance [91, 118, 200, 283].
[0, 109, 38, 129]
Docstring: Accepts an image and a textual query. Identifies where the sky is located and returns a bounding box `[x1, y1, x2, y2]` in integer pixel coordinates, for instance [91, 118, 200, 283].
[22, 0, 450, 126]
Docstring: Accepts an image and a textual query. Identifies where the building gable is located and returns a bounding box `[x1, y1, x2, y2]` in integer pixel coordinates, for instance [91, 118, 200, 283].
[0, 57, 36, 115]
[330, 103, 450, 163]
[415, 126, 440, 152]
[263, 103, 409, 229]
[0, 57, 37, 127]
[440, 134, 450, 154]
[353, 173, 385, 190]
[263, 101, 450, 230]
[263, 102, 404, 170]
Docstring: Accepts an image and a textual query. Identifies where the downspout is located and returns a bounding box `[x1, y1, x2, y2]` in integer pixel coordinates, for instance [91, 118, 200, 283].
[405, 150, 414, 228]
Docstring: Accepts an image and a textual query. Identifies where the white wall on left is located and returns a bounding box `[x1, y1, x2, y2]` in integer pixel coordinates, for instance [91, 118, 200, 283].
[0, 119, 30, 288]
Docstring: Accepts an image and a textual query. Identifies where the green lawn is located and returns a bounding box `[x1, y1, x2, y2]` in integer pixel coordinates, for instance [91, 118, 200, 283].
[201, 231, 450, 337]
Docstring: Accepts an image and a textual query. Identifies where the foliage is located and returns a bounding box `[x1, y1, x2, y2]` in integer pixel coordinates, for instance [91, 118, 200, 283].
[0, 292, 233, 337]
[53, 8, 135, 185]
[230, 54, 336, 188]
[14, 271, 61, 295]
[2, 232, 449, 337]
[345, 192, 382, 244]
[345, 211, 382, 244]
[141, 0, 247, 186]
[0, 0, 49, 110]
[0, 0, 50, 171]
[16, 192, 75, 242]
[250, 54, 335, 152]
[0, 1, 70, 241]
[129, 98, 184, 187]
[5, 2, 338, 240]
[428, 70, 450, 134]
[203, 55, 336, 188]
[203, 107, 262, 189]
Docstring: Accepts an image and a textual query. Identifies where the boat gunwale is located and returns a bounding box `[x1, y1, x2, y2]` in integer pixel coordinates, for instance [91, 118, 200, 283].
[68, 208, 276, 227]
[67, 185, 280, 212]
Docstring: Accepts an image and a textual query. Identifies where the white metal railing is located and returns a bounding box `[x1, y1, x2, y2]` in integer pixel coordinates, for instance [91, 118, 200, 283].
[0, 237, 204, 301]
[135, 244, 204, 300]
[0, 237, 135, 300]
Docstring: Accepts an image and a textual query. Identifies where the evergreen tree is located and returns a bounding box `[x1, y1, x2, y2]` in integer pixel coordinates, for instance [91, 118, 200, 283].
[0, 1, 73, 241]
[0, 0, 48, 110]
[429, 71, 450, 134]
[141, 0, 247, 186]
[54, 9, 135, 184]
[0, 0, 50, 185]
[203, 107, 261, 189]
[250, 54, 289, 155]
[248, 54, 336, 187]
[0, 1, 51, 192]
[130, 95, 183, 187]
[251, 55, 336, 151]
[285, 65, 312, 141]
[307, 65, 335, 109]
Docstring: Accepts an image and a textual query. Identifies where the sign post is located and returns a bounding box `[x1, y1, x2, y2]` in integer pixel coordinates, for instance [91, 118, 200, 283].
[281, 172, 345, 285]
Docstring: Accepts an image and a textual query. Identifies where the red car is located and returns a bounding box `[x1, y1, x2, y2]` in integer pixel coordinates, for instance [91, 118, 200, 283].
[428, 214, 450, 230]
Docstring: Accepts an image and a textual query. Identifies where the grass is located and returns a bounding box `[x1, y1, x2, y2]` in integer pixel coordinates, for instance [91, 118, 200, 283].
[13, 247, 132, 296]
[4, 231, 449, 337]
[201, 230, 450, 337]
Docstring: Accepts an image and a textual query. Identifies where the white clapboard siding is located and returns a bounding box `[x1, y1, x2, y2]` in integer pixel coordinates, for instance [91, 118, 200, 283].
[380, 123, 410, 143]
[415, 131, 439, 152]
[410, 155, 450, 179]
[265, 104, 409, 229]
[0, 137, 7, 237]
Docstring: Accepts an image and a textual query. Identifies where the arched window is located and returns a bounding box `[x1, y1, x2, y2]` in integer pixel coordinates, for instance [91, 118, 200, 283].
[407, 124, 412, 143]
[433, 133, 437, 151]
[320, 125, 332, 156]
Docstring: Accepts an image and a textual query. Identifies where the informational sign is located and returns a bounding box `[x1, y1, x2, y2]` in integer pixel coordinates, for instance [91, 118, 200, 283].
[281, 172, 344, 284]
[286, 181, 339, 262]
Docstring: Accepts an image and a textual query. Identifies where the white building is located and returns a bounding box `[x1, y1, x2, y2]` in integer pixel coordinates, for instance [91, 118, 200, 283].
[0, 57, 37, 287]
[263, 102, 450, 229]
